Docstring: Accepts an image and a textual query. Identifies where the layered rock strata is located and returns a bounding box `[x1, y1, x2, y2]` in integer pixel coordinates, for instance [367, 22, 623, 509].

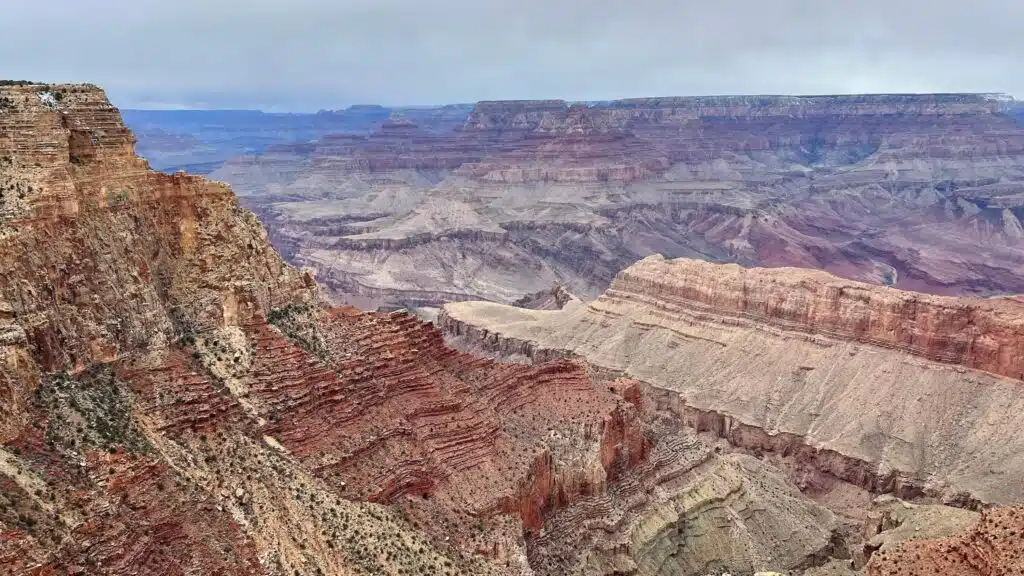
[0, 83, 846, 574]
[440, 256, 1024, 508]
[208, 93, 1024, 308]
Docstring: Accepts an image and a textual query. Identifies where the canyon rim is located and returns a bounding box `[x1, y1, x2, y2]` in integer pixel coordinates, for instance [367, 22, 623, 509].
[0, 80, 1022, 576]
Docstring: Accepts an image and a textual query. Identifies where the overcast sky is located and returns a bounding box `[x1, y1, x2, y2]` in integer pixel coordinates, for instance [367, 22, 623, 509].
[1, 0, 1021, 111]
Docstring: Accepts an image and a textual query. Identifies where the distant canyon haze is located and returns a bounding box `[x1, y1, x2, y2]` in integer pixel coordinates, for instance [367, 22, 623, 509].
[125, 94, 1024, 311]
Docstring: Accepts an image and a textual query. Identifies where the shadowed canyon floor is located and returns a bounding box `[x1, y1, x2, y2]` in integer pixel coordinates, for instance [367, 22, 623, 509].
[3, 82, 1023, 575]
[202, 94, 1024, 309]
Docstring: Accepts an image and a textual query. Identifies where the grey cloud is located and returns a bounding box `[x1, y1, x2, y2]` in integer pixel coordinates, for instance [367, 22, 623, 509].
[1, 0, 1021, 110]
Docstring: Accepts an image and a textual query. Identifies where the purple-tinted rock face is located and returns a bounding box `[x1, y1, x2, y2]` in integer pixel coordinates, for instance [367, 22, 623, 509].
[205, 93, 1024, 309]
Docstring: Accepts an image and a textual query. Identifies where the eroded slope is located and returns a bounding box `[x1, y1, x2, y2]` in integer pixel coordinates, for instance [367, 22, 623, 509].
[0, 82, 613, 574]
[211, 94, 1024, 308]
[0, 83, 849, 575]
[441, 256, 1024, 506]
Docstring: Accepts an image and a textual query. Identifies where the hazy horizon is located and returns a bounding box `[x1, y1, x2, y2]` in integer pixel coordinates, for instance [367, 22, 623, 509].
[116, 91, 1020, 114]
[3, 0, 1023, 112]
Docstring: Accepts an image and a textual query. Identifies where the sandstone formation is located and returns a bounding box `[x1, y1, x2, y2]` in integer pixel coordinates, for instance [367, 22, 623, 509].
[0, 83, 865, 575]
[205, 93, 1024, 309]
[600, 256, 1024, 381]
[443, 256, 1024, 573]
[441, 256, 1024, 529]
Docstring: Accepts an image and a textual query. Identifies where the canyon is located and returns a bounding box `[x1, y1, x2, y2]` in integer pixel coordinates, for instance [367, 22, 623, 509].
[3, 81, 665, 575]
[440, 255, 1024, 574]
[2, 81, 1022, 576]
[123, 104, 473, 174]
[0, 83, 866, 576]
[199, 93, 1024, 310]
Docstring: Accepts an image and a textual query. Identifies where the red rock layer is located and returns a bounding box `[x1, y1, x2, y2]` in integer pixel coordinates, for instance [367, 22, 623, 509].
[0, 82, 656, 573]
[236, 308, 649, 530]
[0, 372, 267, 575]
[0, 83, 317, 574]
[237, 94, 1024, 190]
[121, 350, 252, 435]
[57, 455, 265, 575]
[867, 507, 1024, 575]
[0, 85, 315, 374]
[448, 94, 1024, 181]
[610, 256, 1024, 380]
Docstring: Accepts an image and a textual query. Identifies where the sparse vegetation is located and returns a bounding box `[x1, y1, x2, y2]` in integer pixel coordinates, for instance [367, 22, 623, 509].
[882, 267, 897, 286]
[0, 179, 32, 213]
[267, 302, 328, 358]
[34, 365, 152, 455]
[105, 188, 129, 206]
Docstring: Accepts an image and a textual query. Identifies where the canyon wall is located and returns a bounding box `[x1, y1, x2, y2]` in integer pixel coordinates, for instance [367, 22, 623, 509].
[611, 256, 1024, 381]
[442, 256, 1024, 573]
[440, 256, 1024, 508]
[0, 83, 852, 575]
[203, 93, 1024, 309]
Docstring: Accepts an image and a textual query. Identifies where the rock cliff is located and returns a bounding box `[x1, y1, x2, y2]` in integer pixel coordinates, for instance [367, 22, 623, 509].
[441, 256, 1024, 509]
[0, 83, 851, 575]
[206, 93, 1024, 308]
[611, 256, 1024, 381]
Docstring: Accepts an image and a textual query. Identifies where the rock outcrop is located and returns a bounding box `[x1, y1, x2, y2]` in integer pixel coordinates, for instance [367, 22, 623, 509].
[610, 256, 1024, 381]
[512, 284, 579, 310]
[867, 506, 1024, 575]
[0, 83, 851, 575]
[440, 256, 1024, 509]
[205, 93, 1024, 308]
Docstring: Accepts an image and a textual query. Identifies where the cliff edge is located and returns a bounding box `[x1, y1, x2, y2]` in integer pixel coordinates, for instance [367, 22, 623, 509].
[441, 256, 1024, 506]
[0, 84, 850, 575]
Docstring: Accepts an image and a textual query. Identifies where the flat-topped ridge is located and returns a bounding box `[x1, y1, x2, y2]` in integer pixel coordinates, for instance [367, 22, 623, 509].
[461, 92, 1016, 130]
[606, 92, 1015, 107]
[457, 92, 1021, 138]
[612, 255, 1024, 381]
